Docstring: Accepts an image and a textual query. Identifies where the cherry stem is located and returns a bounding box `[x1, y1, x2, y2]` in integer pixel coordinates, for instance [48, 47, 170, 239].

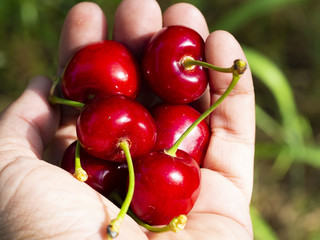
[131, 213, 187, 233]
[48, 95, 85, 108]
[182, 57, 232, 73]
[48, 77, 85, 108]
[107, 140, 135, 239]
[49, 77, 61, 96]
[166, 59, 247, 157]
[73, 141, 88, 182]
[109, 192, 187, 233]
[182, 57, 247, 75]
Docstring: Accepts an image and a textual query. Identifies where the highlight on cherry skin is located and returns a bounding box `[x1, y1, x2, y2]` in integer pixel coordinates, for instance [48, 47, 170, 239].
[62, 40, 140, 103]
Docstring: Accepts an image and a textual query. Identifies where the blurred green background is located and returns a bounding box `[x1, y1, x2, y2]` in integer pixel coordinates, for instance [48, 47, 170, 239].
[0, 0, 319, 239]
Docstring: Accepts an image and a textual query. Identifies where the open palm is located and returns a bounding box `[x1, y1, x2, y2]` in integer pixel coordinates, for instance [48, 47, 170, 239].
[0, 1, 255, 239]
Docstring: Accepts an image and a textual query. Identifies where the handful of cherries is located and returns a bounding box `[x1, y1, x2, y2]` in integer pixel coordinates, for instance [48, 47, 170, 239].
[50, 25, 247, 239]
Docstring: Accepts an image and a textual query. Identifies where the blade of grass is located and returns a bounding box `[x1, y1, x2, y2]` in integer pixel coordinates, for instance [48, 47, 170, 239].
[295, 145, 320, 168]
[255, 142, 320, 168]
[251, 206, 279, 240]
[245, 46, 302, 175]
[270, 147, 294, 179]
[244, 46, 305, 145]
[255, 104, 284, 142]
[213, 0, 307, 32]
[255, 142, 283, 159]
[246, 47, 320, 169]
[20, 0, 38, 27]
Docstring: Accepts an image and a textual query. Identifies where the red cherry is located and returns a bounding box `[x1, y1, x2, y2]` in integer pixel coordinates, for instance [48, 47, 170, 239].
[151, 103, 210, 166]
[76, 95, 157, 162]
[60, 141, 128, 197]
[142, 25, 208, 104]
[62, 40, 140, 103]
[130, 149, 201, 225]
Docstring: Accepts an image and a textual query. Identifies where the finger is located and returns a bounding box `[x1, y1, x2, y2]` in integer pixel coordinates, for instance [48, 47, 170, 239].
[57, 2, 108, 76]
[0, 76, 59, 162]
[163, 3, 209, 40]
[191, 169, 253, 236]
[113, 0, 162, 58]
[163, 3, 211, 113]
[203, 30, 255, 202]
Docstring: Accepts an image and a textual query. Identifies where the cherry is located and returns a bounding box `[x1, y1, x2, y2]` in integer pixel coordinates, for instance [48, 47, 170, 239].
[60, 141, 128, 197]
[76, 94, 157, 162]
[142, 25, 208, 104]
[130, 149, 201, 225]
[151, 103, 210, 166]
[61, 40, 140, 103]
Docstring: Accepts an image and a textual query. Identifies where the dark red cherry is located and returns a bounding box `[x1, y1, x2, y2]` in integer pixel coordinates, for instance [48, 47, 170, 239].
[60, 141, 128, 197]
[130, 149, 201, 225]
[76, 95, 157, 162]
[62, 40, 140, 103]
[142, 25, 208, 104]
[151, 103, 210, 166]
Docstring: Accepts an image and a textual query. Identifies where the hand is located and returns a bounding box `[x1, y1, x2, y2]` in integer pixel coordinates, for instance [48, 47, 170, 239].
[0, 1, 255, 239]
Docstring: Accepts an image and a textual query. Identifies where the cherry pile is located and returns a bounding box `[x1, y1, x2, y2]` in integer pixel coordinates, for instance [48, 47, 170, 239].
[50, 25, 247, 239]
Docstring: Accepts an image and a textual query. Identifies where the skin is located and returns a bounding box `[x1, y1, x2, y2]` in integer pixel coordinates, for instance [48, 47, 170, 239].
[0, 1, 255, 240]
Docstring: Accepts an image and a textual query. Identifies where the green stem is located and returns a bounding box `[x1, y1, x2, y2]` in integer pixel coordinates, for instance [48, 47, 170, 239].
[107, 140, 135, 239]
[50, 77, 61, 96]
[48, 95, 85, 108]
[130, 211, 187, 233]
[166, 59, 247, 157]
[48, 77, 85, 108]
[133, 216, 171, 232]
[74, 141, 81, 171]
[73, 141, 88, 182]
[109, 192, 187, 233]
[182, 57, 233, 73]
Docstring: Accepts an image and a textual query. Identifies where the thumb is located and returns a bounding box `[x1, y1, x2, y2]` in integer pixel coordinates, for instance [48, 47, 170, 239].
[0, 76, 60, 161]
